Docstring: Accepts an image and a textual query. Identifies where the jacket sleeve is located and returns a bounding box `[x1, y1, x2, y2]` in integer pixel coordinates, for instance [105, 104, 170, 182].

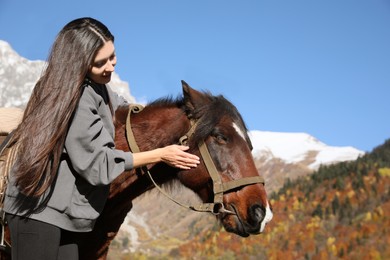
[64, 86, 133, 186]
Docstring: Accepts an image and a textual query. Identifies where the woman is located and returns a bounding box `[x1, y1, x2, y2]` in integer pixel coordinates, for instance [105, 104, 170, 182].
[3, 17, 200, 260]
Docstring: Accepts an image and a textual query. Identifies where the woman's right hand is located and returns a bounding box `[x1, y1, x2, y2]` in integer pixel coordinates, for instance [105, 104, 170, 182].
[160, 145, 200, 170]
[131, 145, 200, 170]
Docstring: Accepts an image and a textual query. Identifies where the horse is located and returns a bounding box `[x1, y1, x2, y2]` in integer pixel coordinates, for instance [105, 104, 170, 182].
[0, 81, 273, 259]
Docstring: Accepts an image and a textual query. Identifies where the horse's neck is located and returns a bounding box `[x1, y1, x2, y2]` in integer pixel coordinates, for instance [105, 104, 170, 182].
[134, 106, 190, 150]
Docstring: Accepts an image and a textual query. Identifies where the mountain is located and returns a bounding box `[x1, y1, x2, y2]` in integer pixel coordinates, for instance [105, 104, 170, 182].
[0, 39, 135, 108]
[0, 40, 367, 258]
[0, 40, 45, 108]
[250, 131, 364, 192]
[250, 131, 363, 170]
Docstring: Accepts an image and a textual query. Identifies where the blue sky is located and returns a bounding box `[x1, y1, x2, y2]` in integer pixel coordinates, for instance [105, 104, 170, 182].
[1, 0, 389, 152]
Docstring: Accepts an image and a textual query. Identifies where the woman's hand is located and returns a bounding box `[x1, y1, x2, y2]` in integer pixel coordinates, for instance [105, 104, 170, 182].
[160, 145, 200, 169]
[131, 145, 200, 170]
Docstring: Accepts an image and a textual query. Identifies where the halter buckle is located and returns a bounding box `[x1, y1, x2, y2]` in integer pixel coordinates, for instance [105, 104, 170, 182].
[212, 202, 236, 216]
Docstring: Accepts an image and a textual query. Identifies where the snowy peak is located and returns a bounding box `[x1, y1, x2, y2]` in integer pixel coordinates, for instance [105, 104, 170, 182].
[0, 40, 41, 63]
[0, 40, 45, 107]
[250, 130, 364, 170]
[0, 40, 134, 107]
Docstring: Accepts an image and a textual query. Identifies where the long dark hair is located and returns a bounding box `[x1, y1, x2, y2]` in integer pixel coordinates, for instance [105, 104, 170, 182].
[11, 17, 114, 198]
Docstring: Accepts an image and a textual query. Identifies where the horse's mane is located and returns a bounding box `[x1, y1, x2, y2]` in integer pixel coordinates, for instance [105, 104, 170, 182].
[146, 91, 252, 149]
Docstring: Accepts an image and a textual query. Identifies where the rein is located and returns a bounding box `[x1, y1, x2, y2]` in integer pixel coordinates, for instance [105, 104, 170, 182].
[125, 104, 264, 215]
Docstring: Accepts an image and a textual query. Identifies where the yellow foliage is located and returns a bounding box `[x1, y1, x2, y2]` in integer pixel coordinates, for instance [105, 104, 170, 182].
[379, 167, 390, 177]
[327, 236, 335, 246]
[306, 216, 321, 229]
[368, 249, 382, 260]
[347, 190, 355, 198]
[275, 222, 289, 233]
[212, 234, 217, 245]
[292, 199, 300, 210]
[374, 206, 384, 220]
[364, 212, 372, 222]
[329, 244, 337, 256]
[363, 175, 375, 185]
[222, 233, 231, 242]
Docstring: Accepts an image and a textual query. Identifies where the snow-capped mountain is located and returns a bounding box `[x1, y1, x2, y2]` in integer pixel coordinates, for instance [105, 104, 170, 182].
[250, 130, 364, 170]
[0, 40, 45, 107]
[0, 40, 135, 108]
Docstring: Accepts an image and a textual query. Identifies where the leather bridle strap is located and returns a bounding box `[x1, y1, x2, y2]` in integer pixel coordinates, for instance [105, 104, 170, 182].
[126, 104, 144, 153]
[198, 140, 265, 195]
[194, 140, 264, 214]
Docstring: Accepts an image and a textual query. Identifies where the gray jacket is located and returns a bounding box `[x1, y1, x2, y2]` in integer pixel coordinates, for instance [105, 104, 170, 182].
[4, 81, 133, 232]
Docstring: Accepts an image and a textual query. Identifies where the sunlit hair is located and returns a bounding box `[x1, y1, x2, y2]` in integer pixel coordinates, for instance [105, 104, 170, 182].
[11, 17, 114, 202]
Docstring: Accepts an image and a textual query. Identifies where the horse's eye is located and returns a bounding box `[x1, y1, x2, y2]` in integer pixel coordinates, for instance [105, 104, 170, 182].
[213, 134, 227, 144]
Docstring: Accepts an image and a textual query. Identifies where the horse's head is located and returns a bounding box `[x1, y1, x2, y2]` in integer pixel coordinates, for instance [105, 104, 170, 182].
[177, 81, 273, 237]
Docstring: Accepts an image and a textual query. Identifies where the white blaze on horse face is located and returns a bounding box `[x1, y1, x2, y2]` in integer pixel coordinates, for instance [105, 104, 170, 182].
[232, 121, 272, 232]
[260, 202, 273, 233]
[232, 122, 246, 141]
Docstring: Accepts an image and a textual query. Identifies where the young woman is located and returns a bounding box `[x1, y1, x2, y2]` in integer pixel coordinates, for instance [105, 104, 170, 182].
[3, 17, 200, 260]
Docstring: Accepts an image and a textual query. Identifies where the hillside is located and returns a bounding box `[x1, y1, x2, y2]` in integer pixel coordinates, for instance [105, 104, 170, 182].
[110, 139, 390, 259]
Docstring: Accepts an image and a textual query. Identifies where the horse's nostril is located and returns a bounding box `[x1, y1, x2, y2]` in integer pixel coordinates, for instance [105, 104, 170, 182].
[255, 206, 265, 220]
[249, 204, 265, 224]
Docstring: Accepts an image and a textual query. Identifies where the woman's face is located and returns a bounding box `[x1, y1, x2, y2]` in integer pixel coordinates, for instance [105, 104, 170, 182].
[87, 40, 117, 84]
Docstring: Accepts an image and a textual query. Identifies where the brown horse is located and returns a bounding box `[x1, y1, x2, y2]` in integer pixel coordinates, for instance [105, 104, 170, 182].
[1, 81, 272, 259]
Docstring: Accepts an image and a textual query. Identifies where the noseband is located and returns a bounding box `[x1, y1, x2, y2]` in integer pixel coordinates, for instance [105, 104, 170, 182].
[125, 104, 264, 215]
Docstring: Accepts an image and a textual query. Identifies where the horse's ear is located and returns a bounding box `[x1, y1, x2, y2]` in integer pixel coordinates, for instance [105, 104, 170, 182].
[181, 80, 207, 111]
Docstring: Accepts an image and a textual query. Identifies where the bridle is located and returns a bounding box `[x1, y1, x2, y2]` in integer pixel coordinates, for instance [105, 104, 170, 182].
[125, 104, 265, 216]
